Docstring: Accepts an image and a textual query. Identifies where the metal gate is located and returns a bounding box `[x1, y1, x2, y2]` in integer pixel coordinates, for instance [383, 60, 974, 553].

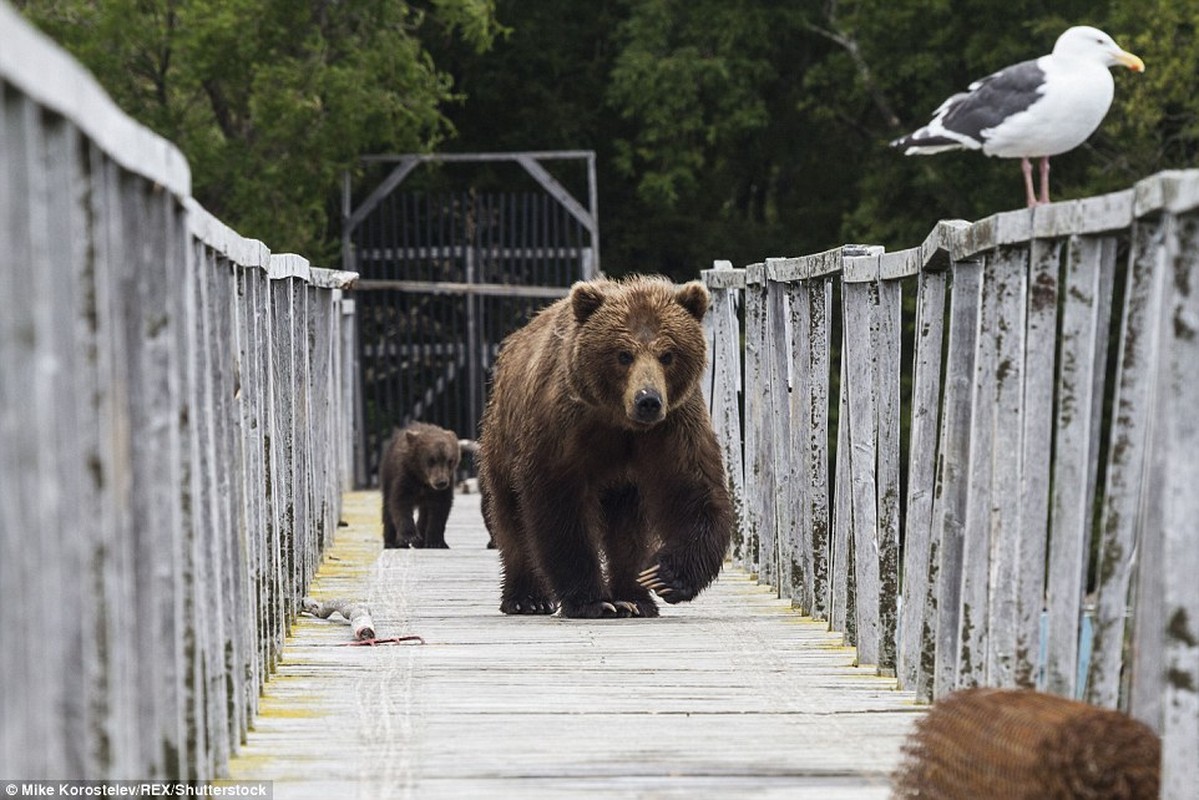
[343, 152, 599, 487]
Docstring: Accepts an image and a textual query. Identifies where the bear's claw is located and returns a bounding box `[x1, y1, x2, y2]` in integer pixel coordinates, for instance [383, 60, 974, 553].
[638, 565, 671, 596]
[614, 598, 660, 618]
[637, 563, 694, 604]
[500, 596, 555, 615]
[612, 601, 641, 617]
[559, 600, 619, 619]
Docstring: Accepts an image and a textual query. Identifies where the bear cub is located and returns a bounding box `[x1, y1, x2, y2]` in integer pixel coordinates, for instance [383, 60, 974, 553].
[381, 422, 461, 549]
[478, 275, 733, 618]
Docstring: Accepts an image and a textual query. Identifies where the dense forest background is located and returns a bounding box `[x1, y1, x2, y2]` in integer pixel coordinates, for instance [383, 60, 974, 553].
[17, 0, 1199, 280]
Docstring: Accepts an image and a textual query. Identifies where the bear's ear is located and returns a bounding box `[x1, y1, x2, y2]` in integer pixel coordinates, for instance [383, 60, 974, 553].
[675, 281, 709, 321]
[570, 282, 606, 324]
[405, 429, 420, 444]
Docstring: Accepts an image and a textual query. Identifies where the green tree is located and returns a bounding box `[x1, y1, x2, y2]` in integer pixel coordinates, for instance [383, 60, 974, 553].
[601, 0, 841, 274]
[24, 0, 1199, 272]
[17, 0, 502, 262]
[1097, 0, 1199, 188]
[432, 0, 1199, 277]
[823, 0, 1168, 246]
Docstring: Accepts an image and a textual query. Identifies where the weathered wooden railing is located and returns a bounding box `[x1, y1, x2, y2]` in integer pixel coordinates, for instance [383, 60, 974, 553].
[0, 5, 357, 780]
[704, 170, 1199, 796]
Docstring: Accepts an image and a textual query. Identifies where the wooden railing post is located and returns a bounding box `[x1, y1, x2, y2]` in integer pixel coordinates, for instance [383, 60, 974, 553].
[700, 262, 747, 566]
[764, 259, 793, 598]
[1151, 187, 1199, 796]
[1016, 234, 1061, 689]
[1087, 212, 1167, 708]
[742, 263, 769, 579]
[340, 297, 359, 493]
[896, 271, 945, 691]
[928, 255, 983, 698]
[791, 264, 834, 620]
[841, 246, 889, 670]
[1043, 233, 1117, 697]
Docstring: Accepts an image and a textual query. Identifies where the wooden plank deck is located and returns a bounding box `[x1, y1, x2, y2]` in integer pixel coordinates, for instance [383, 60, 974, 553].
[227, 491, 922, 798]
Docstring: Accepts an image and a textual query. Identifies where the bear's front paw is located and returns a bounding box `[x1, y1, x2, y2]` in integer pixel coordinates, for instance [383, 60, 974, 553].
[637, 559, 700, 604]
[500, 595, 555, 615]
[558, 599, 621, 619]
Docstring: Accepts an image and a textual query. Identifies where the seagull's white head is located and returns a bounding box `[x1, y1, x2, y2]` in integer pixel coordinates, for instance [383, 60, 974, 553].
[1054, 25, 1145, 72]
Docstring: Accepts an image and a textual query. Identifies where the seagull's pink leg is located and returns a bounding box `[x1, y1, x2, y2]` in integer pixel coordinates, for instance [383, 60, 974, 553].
[1039, 156, 1051, 205]
[1021, 157, 1037, 208]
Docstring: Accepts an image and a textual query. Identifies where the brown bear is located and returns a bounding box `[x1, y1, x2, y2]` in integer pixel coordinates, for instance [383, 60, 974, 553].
[380, 422, 461, 549]
[478, 275, 733, 618]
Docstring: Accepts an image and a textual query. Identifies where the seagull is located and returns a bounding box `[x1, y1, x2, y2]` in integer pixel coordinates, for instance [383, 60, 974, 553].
[890, 26, 1145, 207]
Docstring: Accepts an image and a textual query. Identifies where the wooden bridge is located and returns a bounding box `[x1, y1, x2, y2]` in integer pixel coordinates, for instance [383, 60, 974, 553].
[225, 491, 917, 798]
[2, 5, 1196, 798]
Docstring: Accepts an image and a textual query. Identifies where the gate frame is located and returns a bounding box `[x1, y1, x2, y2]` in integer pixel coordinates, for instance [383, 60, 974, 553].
[342, 150, 600, 283]
[342, 151, 600, 486]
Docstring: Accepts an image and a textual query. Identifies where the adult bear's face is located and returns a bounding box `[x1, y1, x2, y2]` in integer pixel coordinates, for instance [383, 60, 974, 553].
[569, 277, 709, 430]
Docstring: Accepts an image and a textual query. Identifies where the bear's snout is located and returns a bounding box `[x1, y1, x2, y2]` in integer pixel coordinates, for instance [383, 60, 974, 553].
[426, 463, 455, 491]
[631, 387, 665, 425]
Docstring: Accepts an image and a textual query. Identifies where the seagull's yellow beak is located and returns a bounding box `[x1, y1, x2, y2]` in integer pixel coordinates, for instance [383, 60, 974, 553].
[1116, 49, 1146, 72]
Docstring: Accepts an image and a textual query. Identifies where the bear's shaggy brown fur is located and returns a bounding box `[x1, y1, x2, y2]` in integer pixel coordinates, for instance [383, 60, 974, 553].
[380, 422, 461, 549]
[478, 275, 733, 618]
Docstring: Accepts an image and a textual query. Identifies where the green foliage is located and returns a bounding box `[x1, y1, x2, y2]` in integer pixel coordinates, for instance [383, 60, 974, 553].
[1097, 0, 1199, 186]
[607, 0, 776, 207]
[20, 0, 1199, 274]
[17, 0, 502, 263]
[836, 0, 1161, 241]
[438, 0, 1198, 278]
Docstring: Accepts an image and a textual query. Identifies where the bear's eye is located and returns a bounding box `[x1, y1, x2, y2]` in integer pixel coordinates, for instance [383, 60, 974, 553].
[617, 351, 634, 366]
[659, 352, 674, 366]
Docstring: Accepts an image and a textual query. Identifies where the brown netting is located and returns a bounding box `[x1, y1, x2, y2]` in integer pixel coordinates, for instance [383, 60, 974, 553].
[892, 687, 1160, 799]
